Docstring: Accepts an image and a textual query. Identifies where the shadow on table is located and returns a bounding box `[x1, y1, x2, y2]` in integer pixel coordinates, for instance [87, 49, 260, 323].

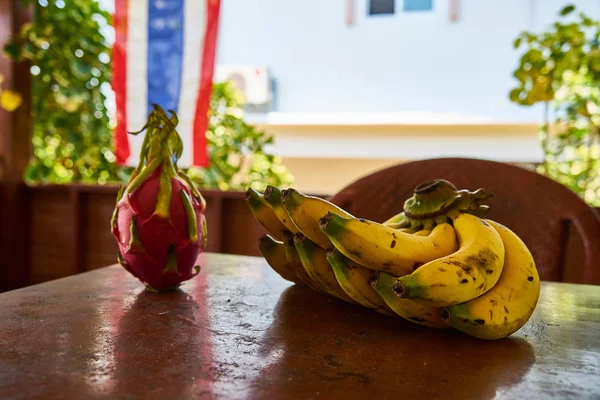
[248, 285, 536, 399]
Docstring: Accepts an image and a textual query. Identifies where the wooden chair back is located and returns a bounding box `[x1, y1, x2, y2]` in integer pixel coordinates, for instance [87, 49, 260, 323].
[329, 158, 600, 284]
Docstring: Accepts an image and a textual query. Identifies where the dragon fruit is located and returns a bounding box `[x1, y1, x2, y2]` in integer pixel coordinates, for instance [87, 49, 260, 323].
[111, 105, 208, 291]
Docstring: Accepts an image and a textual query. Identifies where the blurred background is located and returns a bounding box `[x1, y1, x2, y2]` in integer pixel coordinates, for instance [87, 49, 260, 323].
[2, 0, 600, 289]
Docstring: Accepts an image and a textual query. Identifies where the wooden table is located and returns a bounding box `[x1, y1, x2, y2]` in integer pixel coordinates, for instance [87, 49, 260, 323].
[2, 253, 600, 399]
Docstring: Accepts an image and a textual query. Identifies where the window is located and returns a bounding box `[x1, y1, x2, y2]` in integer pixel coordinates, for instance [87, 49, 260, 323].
[403, 0, 433, 12]
[369, 0, 395, 15]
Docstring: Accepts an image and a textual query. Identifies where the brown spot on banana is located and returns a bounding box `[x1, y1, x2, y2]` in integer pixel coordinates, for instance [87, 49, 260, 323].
[504, 306, 510, 314]
[440, 309, 451, 325]
[474, 319, 485, 325]
[527, 276, 534, 282]
[368, 272, 380, 288]
[464, 248, 499, 275]
[460, 279, 468, 284]
[390, 240, 396, 249]
[444, 260, 472, 273]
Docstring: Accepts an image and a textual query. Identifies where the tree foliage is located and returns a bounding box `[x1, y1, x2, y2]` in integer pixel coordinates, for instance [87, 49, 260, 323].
[4, 0, 120, 184]
[510, 4, 600, 205]
[187, 81, 294, 192]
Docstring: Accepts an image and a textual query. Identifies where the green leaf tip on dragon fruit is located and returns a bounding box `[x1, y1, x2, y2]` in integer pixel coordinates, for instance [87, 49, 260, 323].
[111, 104, 208, 292]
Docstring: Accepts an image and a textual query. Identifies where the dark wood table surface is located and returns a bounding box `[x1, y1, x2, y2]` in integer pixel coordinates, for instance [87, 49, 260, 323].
[1, 253, 600, 400]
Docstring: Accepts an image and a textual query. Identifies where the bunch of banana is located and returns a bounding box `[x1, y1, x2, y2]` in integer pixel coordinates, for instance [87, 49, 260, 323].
[245, 179, 540, 340]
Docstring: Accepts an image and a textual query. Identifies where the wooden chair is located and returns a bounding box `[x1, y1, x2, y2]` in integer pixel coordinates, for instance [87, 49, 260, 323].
[329, 157, 600, 285]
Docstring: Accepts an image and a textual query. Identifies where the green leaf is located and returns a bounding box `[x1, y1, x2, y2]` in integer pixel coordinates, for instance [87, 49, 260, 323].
[3, 42, 22, 60]
[509, 88, 522, 103]
[513, 37, 522, 49]
[559, 5, 575, 16]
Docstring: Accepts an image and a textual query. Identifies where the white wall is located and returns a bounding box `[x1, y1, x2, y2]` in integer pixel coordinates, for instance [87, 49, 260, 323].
[215, 0, 600, 122]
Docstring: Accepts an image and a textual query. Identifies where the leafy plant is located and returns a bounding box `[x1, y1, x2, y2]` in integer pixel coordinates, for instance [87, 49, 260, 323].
[4, 0, 121, 184]
[187, 81, 294, 192]
[4, 0, 294, 191]
[510, 4, 600, 205]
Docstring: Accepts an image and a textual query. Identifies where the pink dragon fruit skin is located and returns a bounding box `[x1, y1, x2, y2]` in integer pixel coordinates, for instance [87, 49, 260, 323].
[111, 105, 208, 291]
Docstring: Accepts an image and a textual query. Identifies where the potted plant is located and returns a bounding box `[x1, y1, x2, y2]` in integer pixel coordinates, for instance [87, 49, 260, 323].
[509, 4, 600, 205]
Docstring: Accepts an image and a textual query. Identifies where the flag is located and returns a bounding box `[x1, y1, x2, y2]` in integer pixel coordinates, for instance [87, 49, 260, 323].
[112, 0, 221, 168]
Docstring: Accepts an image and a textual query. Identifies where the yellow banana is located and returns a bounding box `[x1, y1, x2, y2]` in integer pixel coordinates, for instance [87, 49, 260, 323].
[397, 227, 430, 235]
[281, 188, 353, 249]
[281, 189, 419, 249]
[294, 233, 357, 305]
[245, 188, 288, 240]
[319, 212, 458, 277]
[441, 220, 540, 340]
[264, 185, 300, 234]
[258, 234, 303, 285]
[326, 247, 395, 316]
[392, 213, 505, 307]
[413, 229, 431, 236]
[370, 271, 449, 329]
[282, 231, 328, 295]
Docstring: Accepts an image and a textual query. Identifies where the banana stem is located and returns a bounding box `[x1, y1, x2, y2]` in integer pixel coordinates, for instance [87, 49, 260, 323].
[403, 179, 461, 219]
[401, 179, 494, 228]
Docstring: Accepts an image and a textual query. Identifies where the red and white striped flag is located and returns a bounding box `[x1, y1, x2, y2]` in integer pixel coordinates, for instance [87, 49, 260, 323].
[112, 0, 221, 168]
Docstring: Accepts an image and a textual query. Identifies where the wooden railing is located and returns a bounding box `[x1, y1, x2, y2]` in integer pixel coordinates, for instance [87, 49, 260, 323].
[0, 181, 596, 291]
